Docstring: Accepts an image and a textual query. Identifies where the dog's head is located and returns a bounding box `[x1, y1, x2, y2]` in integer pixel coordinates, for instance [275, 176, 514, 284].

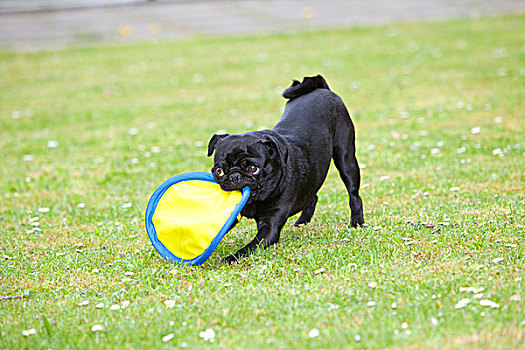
[207, 132, 287, 202]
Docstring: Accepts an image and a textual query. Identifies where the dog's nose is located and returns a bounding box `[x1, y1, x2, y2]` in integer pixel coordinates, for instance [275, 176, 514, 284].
[229, 172, 242, 186]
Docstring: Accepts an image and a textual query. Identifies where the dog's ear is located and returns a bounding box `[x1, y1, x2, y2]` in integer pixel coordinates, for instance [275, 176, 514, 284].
[261, 135, 288, 168]
[207, 134, 229, 157]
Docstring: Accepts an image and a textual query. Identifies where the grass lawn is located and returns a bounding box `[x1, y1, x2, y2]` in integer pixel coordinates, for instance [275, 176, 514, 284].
[0, 13, 524, 349]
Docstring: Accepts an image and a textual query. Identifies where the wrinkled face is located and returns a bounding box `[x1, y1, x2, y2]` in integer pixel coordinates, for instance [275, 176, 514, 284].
[208, 133, 283, 203]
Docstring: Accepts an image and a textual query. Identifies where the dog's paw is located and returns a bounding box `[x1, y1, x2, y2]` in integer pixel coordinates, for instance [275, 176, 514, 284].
[221, 254, 240, 265]
[351, 216, 364, 228]
[293, 220, 308, 227]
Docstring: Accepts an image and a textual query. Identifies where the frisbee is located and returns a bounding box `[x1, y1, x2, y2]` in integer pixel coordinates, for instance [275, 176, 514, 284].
[145, 172, 250, 265]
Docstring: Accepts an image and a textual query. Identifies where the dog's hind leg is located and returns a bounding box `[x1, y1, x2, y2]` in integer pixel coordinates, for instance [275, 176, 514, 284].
[333, 135, 364, 228]
[294, 195, 318, 226]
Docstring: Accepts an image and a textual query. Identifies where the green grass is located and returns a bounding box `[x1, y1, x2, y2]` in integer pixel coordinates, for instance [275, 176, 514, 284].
[1, 13, 524, 349]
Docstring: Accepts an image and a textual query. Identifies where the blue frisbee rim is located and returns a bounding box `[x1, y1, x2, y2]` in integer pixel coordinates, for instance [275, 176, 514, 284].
[145, 171, 250, 266]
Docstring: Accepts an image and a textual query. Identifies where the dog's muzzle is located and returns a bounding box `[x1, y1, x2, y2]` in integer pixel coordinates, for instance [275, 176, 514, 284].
[228, 172, 242, 188]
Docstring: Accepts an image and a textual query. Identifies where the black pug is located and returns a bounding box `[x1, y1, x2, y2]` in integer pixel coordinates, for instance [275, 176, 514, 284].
[208, 75, 364, 263]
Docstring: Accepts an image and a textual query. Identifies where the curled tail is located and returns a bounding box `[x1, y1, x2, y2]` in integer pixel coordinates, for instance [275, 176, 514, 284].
[282, 75, 330, 99]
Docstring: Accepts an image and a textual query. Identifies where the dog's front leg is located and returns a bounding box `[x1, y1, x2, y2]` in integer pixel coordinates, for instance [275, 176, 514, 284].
[222, 213, 288, 264]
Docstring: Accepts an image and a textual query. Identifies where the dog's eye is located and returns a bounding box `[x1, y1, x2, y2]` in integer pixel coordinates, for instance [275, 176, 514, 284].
[215, 168, 225, 177]
[247, 165, 260, 175]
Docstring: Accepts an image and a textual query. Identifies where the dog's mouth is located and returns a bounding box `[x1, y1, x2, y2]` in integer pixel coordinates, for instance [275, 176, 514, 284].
[219, 182, 257, 203]
[219, 182, 244, 191]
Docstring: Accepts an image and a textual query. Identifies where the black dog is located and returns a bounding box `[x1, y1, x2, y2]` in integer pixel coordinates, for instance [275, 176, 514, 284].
[208, 75, 364, 263]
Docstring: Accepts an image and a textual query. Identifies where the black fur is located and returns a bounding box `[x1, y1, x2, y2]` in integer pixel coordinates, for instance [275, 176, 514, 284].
[208, 75, 364, 263]
[282, 75, 330, 99]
